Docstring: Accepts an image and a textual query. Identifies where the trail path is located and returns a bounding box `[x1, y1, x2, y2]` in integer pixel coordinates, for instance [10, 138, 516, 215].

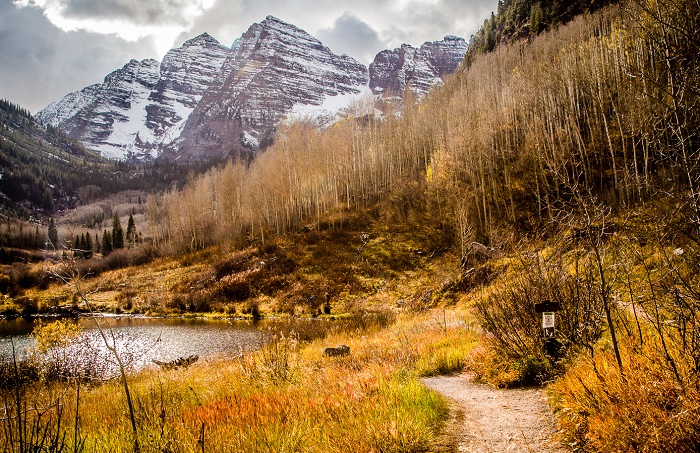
[423, 373, 569, 453]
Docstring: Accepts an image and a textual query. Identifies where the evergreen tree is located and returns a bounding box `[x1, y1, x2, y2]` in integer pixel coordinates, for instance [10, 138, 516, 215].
[85, 233, 93, 259]
[112, 213, 124, 249]
[75, 234, 84, 259]
[126, 212, 136, 248]
[102, 229, 113, 256]
[47, 217, 58, 249]
[95, 232, 101, 254]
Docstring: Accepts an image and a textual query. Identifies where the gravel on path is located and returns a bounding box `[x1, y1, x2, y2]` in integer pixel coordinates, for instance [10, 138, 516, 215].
[423, 372, 570, 453]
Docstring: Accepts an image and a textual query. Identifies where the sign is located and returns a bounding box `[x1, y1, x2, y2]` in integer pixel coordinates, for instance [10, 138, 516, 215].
[542, 312, 555, 329]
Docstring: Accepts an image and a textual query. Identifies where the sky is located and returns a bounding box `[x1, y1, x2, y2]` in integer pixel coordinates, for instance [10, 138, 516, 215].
[0, 0, 498, 114]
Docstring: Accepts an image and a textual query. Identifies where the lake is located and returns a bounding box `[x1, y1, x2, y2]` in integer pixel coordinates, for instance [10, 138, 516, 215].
[0, 316, 270, 375]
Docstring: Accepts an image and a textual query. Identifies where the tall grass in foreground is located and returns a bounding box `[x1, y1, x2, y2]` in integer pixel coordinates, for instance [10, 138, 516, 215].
[551, 335, 700, 453]
[2, 311, 476, 452]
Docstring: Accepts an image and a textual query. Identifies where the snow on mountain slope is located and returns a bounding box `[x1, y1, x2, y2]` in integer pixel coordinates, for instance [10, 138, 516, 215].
[369, 36, 468, 98]
[36, 17, 466, 161]
[172, 16, 368, 160]
[287, 86, 377, 127]
[36, 34, 229, 160]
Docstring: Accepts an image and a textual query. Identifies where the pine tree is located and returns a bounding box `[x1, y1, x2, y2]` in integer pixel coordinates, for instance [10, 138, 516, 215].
[85, 232, 93, 259]
[102, 229, 113, 256]
[75, 234, 85, 259]
[47, 218, 58, 249]
[126, 212, 136, 248]
[112, 213, 124, 249]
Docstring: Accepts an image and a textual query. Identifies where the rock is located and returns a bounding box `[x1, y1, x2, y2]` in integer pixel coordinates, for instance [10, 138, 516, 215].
[323, 344, 350, 357]
[37, 18, 467, 162]
[37, 34, 229, 160]
[174, 16, 368, 160]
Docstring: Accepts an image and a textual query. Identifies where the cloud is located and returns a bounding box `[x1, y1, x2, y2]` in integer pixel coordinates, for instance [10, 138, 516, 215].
[59, 0, 193, 26]
[16, 0, 213, 26]
[317, 13, 382, 64]
[173, 0, 244, 48]
[0, 0, 157, 113]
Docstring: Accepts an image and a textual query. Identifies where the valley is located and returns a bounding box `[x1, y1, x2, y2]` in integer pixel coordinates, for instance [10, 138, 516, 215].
[1, 0, 699, 452]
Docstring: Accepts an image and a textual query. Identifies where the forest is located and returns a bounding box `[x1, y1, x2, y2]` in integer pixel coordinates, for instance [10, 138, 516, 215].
[150, 0, 699, 256]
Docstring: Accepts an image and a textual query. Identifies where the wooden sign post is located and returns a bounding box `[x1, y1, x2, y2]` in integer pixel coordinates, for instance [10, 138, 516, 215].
[535, 300, 562, 357]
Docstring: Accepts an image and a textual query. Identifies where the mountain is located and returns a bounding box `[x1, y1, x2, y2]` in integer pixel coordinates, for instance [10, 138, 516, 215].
[37, 34, 230, 160]
[172, 16, 368, 160]
[369, 36, 468, 98]
[37, 16, 465, 161]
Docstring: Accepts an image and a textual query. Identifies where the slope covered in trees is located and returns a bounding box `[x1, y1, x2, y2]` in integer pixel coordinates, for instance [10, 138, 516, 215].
[150, 0, 699, 256]
[0, 98, 227, 223]
[148, 2, 700, 449]
[0, 98, 103, 212]
[467, 0, 620, 58]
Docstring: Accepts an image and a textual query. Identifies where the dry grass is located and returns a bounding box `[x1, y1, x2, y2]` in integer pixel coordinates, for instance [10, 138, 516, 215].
[2, 310, 476, 452]
[551, 335, 700, 453]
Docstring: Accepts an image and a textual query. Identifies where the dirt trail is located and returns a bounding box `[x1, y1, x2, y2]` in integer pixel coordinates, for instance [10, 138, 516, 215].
[423, 373, 569, 453]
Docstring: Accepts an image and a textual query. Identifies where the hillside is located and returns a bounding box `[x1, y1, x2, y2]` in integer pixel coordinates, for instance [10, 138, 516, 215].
[0, 98, 103, 212]
[0, 98, 231, 229]
[466, 0, 620, 59]
[125, 0, 699, 450]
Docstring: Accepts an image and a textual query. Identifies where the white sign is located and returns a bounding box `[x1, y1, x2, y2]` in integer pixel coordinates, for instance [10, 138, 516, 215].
[542, 312, 555, 329]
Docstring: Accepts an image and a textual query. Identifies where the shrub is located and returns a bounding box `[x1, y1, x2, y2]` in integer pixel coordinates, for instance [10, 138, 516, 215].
[473, 250, 606, 386]
[76, 245, 156, 278]
[0, 355, 40, 390]
[552, 339, 700, 453]
[32, 319, 82, 353]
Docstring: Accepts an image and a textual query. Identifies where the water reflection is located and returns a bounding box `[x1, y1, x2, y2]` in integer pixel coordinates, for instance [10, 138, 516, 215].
[0, 316, 269, 375]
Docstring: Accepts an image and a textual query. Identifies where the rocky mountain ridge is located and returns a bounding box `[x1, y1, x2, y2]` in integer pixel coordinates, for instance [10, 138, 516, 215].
[369, 35, 468, 96]
[37, 16, 468, 161]
[172, 16, 369, 160]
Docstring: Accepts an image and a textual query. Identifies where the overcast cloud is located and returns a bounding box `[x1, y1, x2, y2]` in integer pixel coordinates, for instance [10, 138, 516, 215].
[1, 0, 497, 113]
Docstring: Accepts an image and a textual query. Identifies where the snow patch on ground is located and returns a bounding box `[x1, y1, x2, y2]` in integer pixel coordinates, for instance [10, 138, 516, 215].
[287, 86, 377, 126]
[241, 131, 260, 149]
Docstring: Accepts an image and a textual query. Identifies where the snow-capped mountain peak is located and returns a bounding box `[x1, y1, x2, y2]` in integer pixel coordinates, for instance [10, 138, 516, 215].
[36, 18, 466, 161]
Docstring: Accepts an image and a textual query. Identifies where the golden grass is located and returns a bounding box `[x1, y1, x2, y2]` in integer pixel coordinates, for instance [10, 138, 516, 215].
[8, 309, 475, 452]
[551, 334, 700, 453]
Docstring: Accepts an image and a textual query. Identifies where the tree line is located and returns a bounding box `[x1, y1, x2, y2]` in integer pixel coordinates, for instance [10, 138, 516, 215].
[145, 1, 697, 258]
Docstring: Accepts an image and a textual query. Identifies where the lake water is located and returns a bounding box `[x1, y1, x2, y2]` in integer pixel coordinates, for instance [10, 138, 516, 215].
[0, 316, 270, 375]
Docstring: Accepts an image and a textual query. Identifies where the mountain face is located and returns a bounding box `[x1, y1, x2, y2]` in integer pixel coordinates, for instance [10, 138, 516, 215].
[37, 17, 465, 161]
[369, 36, 468, 97]
[172, 16, 368, 160]
[36, 34, 229, 160]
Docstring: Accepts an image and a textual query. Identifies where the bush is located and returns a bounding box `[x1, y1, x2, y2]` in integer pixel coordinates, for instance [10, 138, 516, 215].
[78, 245, 156, 276]
[0, 355, 40, 390]
[473, 250, 606, 385]
[552, 339, 700, 453]
[242, 300, 261, 319]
